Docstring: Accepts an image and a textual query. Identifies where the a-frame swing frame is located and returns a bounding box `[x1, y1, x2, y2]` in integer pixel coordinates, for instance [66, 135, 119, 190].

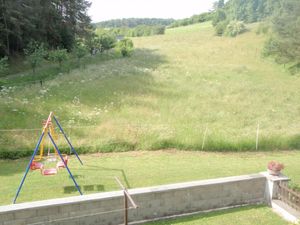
[13, 112, 83, 204]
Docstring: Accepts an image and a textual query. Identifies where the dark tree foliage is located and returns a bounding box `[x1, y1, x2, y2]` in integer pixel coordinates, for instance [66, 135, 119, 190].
[0, 0, 91, 57]
[169, 12, 213, 28]
[213, 0, 225, 10]
[212, 9, 227, 27]
[97, 25, 166, 38]
[95, 18, 174, 28]
[224, 0, 282, 23]
[263, 0, 300, 72]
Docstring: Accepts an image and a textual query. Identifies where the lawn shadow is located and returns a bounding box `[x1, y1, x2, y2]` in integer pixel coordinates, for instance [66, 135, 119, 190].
[64, 184, 104, 193]
[63, 164, 131, 194]
[80, 164, 131, 188]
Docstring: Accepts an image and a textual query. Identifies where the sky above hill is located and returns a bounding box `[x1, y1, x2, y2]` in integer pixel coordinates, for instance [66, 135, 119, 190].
[88, 0, 216, 22]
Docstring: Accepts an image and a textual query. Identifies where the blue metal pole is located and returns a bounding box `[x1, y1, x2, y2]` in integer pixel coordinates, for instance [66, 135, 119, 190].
[13, 132, 45, 204]
[53, 116, 83, 165]
[48, 132, 83, 195]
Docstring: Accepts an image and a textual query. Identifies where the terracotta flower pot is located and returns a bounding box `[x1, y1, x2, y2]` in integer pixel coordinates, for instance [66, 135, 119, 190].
[267, 169, 281, 176]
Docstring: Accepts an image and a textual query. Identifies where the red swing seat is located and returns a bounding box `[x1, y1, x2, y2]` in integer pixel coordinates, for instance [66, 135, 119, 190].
[41, 168, 58, 176]
[56, 156, 69, 169]
[30, 161, 44, 170]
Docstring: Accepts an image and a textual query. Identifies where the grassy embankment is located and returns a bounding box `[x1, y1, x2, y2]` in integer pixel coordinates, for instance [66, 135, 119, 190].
[1, 22, 300, 156]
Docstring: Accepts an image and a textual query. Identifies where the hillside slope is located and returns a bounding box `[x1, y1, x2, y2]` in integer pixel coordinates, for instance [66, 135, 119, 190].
[1, 23, 299, 153]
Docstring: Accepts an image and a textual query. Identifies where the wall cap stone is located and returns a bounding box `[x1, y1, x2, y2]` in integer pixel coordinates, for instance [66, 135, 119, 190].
[259, 172, 290, 182]
[0, 173, 265, 214]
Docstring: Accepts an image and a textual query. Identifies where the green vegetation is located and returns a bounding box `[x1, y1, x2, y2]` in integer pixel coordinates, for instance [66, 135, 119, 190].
[225, 21, 246, 37]
[96, 25, 166, 38]
[212, 0, 282, 37]
[169, 12, 213, 28]
[263, 0, 300, 73]
[224, 0, 281, 23]
[115, 39, 134, 57]
[1, 150, 299, 205]
[212, 0, 300, 69]
[24, 41, 46, 74]
[0, 0, 91, 56]
[94, 18, 174, 28]
[145, 205, 290, 225]
[0, 23, 300, 156]
[48, 49, 69, 69]
[0, 56, 8, 76]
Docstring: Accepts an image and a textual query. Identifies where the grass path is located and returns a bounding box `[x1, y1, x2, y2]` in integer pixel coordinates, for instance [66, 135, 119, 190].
[1, 150, 299, 205]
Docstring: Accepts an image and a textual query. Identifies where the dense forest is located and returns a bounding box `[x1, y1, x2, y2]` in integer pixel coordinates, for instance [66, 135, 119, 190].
[224, 0, 282, 23]
[94, 18, 175, 28]
[0, 0, 91, 57]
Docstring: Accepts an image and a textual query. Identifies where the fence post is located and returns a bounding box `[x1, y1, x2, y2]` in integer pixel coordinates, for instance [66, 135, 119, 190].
[124, 191, 128, 225]
[256, 123, 260, 150]
[202, 126, 208, 150]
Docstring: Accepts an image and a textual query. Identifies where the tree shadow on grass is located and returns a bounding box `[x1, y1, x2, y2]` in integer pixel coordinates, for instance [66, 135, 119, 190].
[0, 48, 176, 154]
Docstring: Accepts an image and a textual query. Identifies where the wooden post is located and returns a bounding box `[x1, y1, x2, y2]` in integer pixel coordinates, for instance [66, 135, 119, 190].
[124, 191, 128, 225]
[256, 123, 260, 150]
[202, 126, 208, 150]
[114, 177, 138, 225]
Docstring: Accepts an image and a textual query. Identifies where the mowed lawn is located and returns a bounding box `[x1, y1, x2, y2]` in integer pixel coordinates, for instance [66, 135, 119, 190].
[145, 205, 291, 225]
[1, 22, 300, 152]
[1, 150, 299, 205]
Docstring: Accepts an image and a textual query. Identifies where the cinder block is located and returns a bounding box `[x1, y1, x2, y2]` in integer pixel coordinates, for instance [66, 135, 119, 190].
[36, 206, 59, 217]
[0, 212, 14, 222]
[3, 219, 26, 225]
[13, 209, 37, 220]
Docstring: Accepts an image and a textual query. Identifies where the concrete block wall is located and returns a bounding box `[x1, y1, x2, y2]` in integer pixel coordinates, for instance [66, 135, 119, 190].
[0, 174, 267, 225]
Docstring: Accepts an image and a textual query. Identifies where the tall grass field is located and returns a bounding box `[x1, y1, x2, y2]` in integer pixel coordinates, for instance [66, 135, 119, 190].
[0, 22, 300, 155]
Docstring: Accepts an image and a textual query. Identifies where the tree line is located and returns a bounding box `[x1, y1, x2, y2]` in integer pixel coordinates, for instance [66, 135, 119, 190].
[96, 25, 165, 38]
[168, 12, 213, 28]
[94, 18, 174, 28]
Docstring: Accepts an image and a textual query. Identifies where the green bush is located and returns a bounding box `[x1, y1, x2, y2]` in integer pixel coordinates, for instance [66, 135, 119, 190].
[24, 41, 46, 73]
[215, 21, 229, 36]
[256, 22, 270, 35]
[212, 9, 227, 27]
[0, 56, 8, 76]
[0, 150, 32, 160]
[73, 42, 88, 66]
[225, 21, 246, 37]
[99, 33, 116, 53]
[288, 182, 300, 192]
[115, 39, 134, 57]
[48, 48, 68, 69]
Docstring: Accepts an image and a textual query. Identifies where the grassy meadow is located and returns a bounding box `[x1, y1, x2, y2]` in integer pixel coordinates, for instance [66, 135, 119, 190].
[0, 22, 300, 154]
[1, 150, 300, 205]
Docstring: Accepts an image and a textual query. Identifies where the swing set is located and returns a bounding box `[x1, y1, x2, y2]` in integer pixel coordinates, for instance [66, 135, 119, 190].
[13, 112, 83, 204]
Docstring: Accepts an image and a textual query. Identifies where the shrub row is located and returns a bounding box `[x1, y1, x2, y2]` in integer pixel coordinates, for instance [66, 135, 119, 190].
[1, 135, 299, 160]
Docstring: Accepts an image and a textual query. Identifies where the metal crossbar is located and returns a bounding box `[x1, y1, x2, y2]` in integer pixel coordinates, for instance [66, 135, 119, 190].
[115, 177, 138, 225]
